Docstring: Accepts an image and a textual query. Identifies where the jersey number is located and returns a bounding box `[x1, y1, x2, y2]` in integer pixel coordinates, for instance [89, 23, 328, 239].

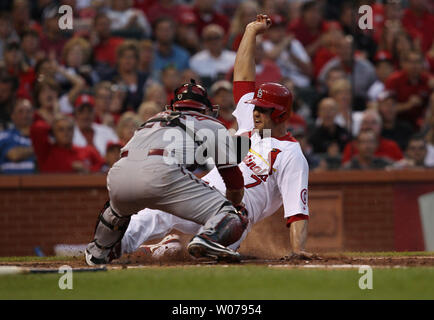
[245, 174, 268, 189]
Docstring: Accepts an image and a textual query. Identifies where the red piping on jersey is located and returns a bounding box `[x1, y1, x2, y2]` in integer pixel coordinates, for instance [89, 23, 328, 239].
[286, 214, 309, 228]
[268, 148, 282, 176]
[275, 132, 297, 142]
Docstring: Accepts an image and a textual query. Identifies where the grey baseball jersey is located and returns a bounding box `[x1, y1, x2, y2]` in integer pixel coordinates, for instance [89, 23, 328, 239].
[108, 110, 238, 224]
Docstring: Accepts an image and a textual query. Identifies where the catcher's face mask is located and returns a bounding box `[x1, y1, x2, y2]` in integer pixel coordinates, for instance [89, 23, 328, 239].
[169, 79, 219, 117]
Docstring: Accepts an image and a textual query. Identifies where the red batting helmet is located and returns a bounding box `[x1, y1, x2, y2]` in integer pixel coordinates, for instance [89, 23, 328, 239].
[170, 79, 218, 113]
[245, 82, 293, 123]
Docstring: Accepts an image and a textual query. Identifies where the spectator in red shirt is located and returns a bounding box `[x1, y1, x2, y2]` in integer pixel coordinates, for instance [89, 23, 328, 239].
[30, 114, 104, 173]
[313, 21, 343, 78]
[401, 0, 434, 53]
[39, 7, 67, 62]
[192, 0, 230, 37]
[373, 0, 403, 45]
[90, 12, 124, 69]
[288, 1, 326, 58]
[385, 50, 434, 129]
[1, 42, 35, 99]
[343, 129, 393, 170]
[342, 109, 403, 164]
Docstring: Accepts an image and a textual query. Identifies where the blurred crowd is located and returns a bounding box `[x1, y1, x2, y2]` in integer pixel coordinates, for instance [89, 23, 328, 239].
[0, 0, 433, 174]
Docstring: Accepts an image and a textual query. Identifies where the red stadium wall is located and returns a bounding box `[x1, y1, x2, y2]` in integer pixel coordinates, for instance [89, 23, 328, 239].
[0, 171, 434, 257]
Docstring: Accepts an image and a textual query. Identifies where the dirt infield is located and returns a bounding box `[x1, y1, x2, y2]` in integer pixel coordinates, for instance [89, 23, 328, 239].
[1, 252, 434, 270]
[1, 230, 433, 270]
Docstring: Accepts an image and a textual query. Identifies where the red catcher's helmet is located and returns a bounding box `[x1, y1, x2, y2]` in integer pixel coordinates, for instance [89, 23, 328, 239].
[171, 79, 218, 113]
[245, 82, 293, 123]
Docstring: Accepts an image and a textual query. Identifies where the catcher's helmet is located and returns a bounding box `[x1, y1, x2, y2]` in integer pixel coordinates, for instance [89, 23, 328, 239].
[245, 82, 293, 123]
[170, 79, 218, 114]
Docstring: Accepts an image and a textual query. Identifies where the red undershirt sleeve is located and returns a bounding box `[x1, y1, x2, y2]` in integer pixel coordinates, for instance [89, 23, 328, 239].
[233, 81, 255, 104]
[286, 214, 309, 228]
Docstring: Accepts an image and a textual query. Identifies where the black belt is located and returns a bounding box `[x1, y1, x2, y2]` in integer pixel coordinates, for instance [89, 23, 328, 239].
[120, 149, 167, 158]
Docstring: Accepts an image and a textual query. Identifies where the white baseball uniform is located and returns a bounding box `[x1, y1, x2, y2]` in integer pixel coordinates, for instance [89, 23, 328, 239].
[122, 81, 309, 253]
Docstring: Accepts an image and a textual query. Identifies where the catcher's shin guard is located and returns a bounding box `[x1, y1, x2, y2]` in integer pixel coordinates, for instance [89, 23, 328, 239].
[199, 202, 248, 247]
[86, 201, 130, 264]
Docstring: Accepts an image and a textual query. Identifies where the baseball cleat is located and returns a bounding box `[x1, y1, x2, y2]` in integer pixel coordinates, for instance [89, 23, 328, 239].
[138, 234, 182, 259]
[85, 249, 108, 266]
[187, 235, 241, 262]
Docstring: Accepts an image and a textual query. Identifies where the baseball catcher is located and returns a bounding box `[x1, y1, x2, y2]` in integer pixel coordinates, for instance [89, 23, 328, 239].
[85, 79, 249, 265]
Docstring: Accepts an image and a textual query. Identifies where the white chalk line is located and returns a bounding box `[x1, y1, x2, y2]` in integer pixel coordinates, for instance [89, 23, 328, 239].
[268, 264, 410, 269]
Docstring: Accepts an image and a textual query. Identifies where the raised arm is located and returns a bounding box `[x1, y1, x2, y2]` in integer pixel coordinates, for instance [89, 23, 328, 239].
[233, 14, 271, 82]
